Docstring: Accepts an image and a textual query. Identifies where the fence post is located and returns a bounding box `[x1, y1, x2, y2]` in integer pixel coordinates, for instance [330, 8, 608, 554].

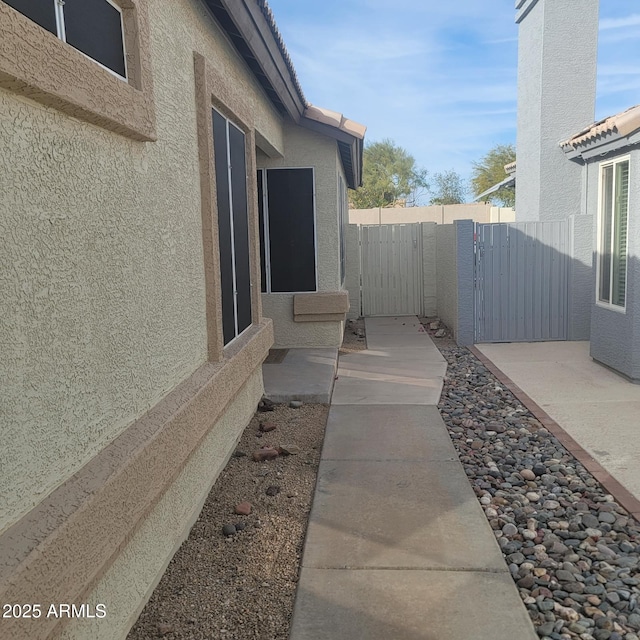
[455, 219, 475, 346]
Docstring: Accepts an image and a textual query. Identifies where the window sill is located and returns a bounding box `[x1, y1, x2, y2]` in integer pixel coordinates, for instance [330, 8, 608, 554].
[595, 300, 627, 314]
[0, 0, 156, 142]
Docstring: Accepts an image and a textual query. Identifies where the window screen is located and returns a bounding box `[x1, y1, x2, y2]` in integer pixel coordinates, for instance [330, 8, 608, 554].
[63, 0, 126, 78]
[264, 169, 316, 293]
[3, 0, 57, 35]
[212, 110, 252, 345]
[229, 123, 252, 336]
[212, 110, 236, 345]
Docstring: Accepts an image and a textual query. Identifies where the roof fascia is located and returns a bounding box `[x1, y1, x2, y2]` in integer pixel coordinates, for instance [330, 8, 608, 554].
[208, 0, 306, 120]
[299, 116, 362, 189]
[565, 131, 640, 163]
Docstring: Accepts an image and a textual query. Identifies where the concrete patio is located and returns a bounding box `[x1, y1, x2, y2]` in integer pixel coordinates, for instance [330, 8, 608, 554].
[475, 341, 640, 514]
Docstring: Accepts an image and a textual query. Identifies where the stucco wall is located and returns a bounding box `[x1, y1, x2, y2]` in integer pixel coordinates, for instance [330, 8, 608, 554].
[422, 222, 437, 316]
[0, 0, 281, 533]
[349, 204, 514, 225]
[515, 0, 598, 222]
[258, 124, 346, 347]
[589, 149, 640, 381]
[568, 213, 594, 341]
[58, 369, 263, 640]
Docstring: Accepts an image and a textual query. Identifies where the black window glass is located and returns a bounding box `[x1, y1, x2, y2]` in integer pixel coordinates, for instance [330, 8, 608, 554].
[229, 123, 251, 336]
[3, 0, 57, 35]
[257, 171, 267, 293]
[63, 0, 126, 77]
[266, 169, 316, 292]
[212, 110, 235, 345]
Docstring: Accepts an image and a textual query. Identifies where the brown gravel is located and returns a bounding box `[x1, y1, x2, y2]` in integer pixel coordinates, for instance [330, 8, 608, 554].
[339, 317, 367, 354]
[126, 320, 369, 640]
[127, 400, 329, 640]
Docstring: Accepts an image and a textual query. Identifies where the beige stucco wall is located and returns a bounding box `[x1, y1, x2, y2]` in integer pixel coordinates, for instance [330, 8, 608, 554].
[258, 123, 346, 347]
[0, 0, 282, 533]
[58, 368, 263, 640]
[349, 204, 514, 225]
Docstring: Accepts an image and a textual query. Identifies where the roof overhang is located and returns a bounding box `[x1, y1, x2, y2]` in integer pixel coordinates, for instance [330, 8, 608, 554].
[474, 174, 516, 201]
[202, 1, 365, 189]
[561, 104, 640, 162]
[301, 105, 366, 189]
[202, 0, 306, 118]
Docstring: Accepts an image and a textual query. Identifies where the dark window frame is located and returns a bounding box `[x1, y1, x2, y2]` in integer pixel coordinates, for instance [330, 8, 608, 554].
[3, 0, 128, 80]
[258, 167, 318, 294]
[213, 108, 253, 346]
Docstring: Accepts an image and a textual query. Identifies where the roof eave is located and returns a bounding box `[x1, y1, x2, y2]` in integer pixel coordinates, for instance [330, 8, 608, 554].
[299, 116, 365, 189]
[203, 0, 307, 119]
[561, 131, 640, 163]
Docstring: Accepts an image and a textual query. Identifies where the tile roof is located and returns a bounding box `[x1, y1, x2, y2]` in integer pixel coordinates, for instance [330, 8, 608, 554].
[256, 0, 307, 107]
[504, 161, 517, 174]
[560, 104, 640, 151]
[304, 105, 366, 140]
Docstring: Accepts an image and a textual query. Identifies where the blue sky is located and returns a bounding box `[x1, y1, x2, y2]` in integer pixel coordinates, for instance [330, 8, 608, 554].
[267, 0, 640, 200]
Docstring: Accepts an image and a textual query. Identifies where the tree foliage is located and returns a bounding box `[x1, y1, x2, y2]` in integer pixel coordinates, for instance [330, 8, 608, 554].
[350, 139, 428, 209]
[429, 169, 467, 205]
[471, 143, 516, 207]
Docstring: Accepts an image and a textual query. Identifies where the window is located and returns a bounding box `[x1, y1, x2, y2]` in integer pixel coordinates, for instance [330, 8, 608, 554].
[3, 0, 126, 79]
[597, 157, 629, 309]
[338, 175, 347, 286]
[213, 109, 252, 345]
[258, 168, 317, 293]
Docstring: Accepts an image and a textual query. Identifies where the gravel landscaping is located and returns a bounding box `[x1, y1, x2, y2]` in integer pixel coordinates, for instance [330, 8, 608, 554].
[423, 319, 640, 640]
[127, 400, 329, 640]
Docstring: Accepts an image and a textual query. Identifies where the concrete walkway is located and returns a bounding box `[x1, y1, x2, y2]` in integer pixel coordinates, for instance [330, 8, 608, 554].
[289, 317, 537, 640]
[475, 341, 640, 512]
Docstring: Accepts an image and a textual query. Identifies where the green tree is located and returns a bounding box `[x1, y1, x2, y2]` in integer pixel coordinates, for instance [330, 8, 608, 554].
[350, 139, 428, 208]
[471, 143, 516, 207]
[429, 169, 467, 205]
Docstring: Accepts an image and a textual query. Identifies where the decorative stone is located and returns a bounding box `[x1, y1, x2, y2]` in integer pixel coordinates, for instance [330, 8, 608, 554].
[252, 447, 279, 462]
[222, 524, 236, 537]
[289, 400, 303, 408]
[259, 421, 277, 433]
[235, 502, 252, 516]
[278, 444, 301, 456]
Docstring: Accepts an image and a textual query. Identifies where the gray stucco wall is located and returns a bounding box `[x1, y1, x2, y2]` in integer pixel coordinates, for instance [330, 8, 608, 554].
[589, 149, 640, 382]
[515, 0, 598, 222]
[568, 214, 594, 340]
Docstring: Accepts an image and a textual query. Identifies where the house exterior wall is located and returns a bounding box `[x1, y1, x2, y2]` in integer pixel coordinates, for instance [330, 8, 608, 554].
[349, 204, 515, 225]
[568, 214, 595, 340]
[259, 124, 346, 347]
[0, 0, 285, 636]
[515, 0, 598, 222]
[589, 149, 640, 382]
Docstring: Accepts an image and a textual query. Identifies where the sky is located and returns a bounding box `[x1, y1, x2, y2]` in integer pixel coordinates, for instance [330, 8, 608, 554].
[266, 0, 640, 202]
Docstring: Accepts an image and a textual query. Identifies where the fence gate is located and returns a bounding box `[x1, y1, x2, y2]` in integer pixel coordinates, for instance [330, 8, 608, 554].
[475, 221, 569, 342]
[360, 223, 423, 316]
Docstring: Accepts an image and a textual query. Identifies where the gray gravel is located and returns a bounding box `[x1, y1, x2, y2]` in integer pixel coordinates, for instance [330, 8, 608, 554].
[434, 339, 640, 640]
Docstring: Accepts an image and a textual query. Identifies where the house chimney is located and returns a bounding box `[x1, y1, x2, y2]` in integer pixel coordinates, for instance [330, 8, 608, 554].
[515, 0, 599, 221]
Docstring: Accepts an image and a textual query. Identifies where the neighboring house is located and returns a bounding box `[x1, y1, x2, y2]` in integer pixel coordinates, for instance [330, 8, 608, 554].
[0, 1, 363, 639]
[562, 107, 640, 383]
[513, 0, 640, 382]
